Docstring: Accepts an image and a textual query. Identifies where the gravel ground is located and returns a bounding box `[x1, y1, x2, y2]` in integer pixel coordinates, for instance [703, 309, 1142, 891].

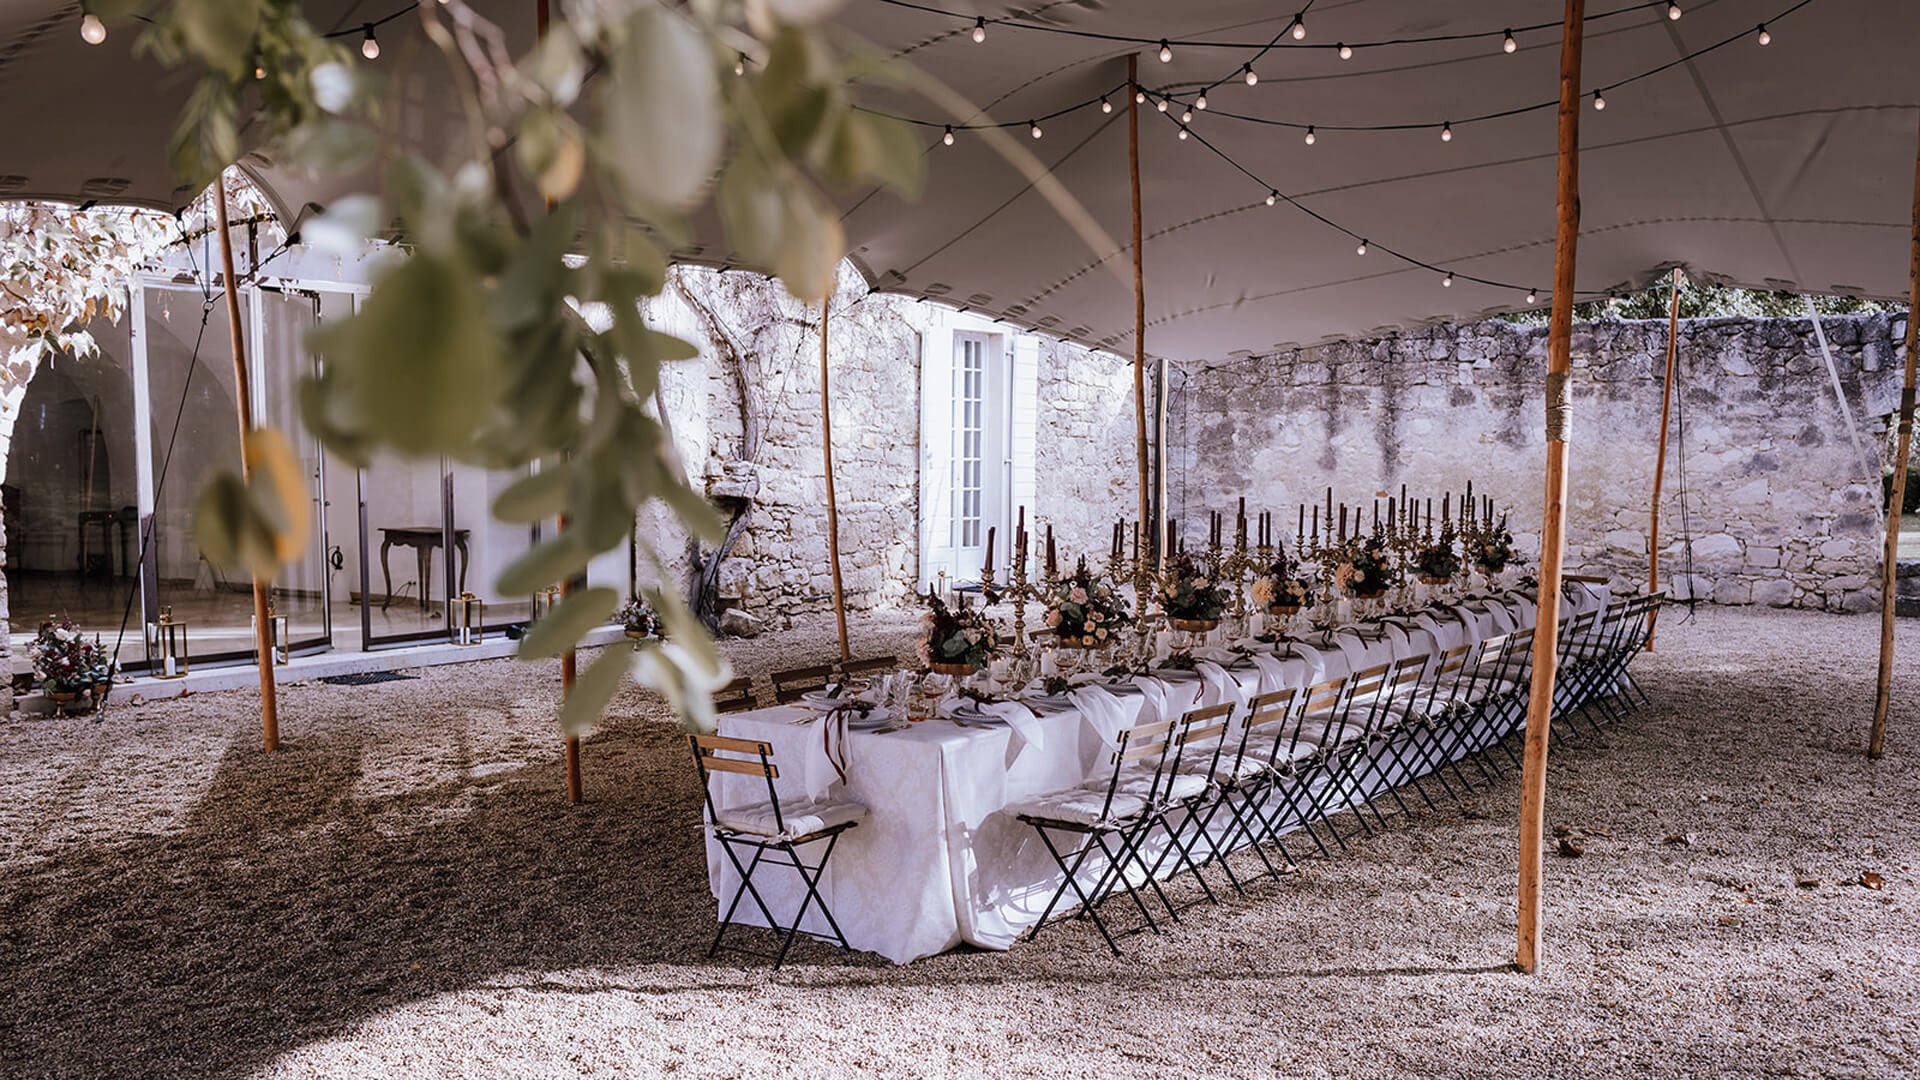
[1, 605, 1916, 1079]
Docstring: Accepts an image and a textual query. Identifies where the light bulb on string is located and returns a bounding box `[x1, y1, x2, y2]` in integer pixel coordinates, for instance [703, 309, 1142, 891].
[1195, 92, 1207, 110]
[1356, 239, 1368, 256]
[1756, 23, 1771, 45]
[1593, 90, 1606, 111]
[1303, 125, 1316, 145]
[1503, 29, 1517, 53]
[1101, 96, 1113, 114]
[1158, 40, 1172, 63]
[1266, 190, 1278, 207]
[1155, 97, 1168, 112]
[1442, 271, 1454, 287]
[1526, 289, 1538, 304]
[1291, 14, 1307, 40]
[1177, 125, 1189, 141]
[942, 125, 955, 146]
[734, 53, 747, 76]
[1440, 121, 1453, 142]
[1338, 43, 1352, 60]
[1243, 64, 1258, 86]
[360, 24, 379, 60]
[972, 18, 986, 43]
[1135, 89, 1146, 104]
[255, 64, 266, 80]
[1181, 108, 1192, 123]
[1667, 3, 1682, 20]
[1029, 120, 1042, 139]
[80, 12, 106, 44]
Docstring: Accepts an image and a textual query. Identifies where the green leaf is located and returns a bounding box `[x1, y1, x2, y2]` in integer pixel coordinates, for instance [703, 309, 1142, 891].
[496, 534, 593, 597]
[605, 5, 721, 210]
[491, 464, 571, 524]
[280, 121, 377, 178]
[559, 645, 628, 738]
[520, 586, 618, 659]
[172, 0, 263, 78]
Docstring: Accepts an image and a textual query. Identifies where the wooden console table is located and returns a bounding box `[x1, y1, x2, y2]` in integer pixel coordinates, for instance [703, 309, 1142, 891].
[379, 527, 470, 611]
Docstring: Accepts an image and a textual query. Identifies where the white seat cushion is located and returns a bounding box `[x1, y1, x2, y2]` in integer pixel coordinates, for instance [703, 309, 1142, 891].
[1176, 743, 1271, 780]
[715, 797, 866, 840]
[1010, 787, 1147, 826]
[1112, 769, 1208, 803]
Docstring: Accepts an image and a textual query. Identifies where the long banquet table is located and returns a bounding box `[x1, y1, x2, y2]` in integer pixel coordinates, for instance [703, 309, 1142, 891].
[705, 583, 1611, 964]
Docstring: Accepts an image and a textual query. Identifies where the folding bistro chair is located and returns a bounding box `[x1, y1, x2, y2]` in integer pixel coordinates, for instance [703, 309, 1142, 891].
[1012, 714, 1202, 955]
[837, 655, 897, 680]
[690, 734, 866, 969]
[1271, 673, 1357, 851]
[713, 675, 759, 715]
[1196, 684, 1312, 873]
[771, 662, 835, 703]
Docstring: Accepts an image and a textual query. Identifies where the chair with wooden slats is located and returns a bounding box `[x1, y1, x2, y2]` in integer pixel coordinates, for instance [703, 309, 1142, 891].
[1010, 713, 1200, 955]
[770, 662, 835, 704]
[1145, 701, 1242, 900]
[1226, 684, 1327, 864]
[712, 676, 759, 715]
[690, 733, 866, 969]
[837, 655, 897, 680]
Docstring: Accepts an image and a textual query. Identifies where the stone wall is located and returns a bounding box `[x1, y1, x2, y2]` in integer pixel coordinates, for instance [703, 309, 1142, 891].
[1033, 337, 1140, 565]
[1169, 314, 1907, 611]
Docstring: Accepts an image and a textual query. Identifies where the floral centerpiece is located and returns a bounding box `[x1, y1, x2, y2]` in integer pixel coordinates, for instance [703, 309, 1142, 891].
[1158, 552, 1228, 631]
[616, 596, 662, 639]
[918, 591, 1000, 673]
[1251, 545, 1314, 614]
[33, 617, 113, 711]
[1045, 558, 1128, 648]
[1473, 517, 1520, 573]
[1339, 535, 1402, 598]
[1413, 520, 1462, 583]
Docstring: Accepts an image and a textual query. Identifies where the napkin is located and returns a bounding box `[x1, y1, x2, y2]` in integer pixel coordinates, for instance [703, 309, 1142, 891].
[1194, 659, 1248, 713]
[1247, 652, 1295, 696]
[1070, 684, 1134, 750]
[979, 700, 1044, 751]
[1133, 674, 1201, 726]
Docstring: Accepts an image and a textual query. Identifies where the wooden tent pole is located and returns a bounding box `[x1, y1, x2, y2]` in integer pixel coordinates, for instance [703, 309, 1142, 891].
[214, 181, 280, 753]
[1647, 267, 1680, 650]
[1128, 54, 1149, 555]
[822, 301, 851, 662]
[1871, 113, 1920, 759]
[1517, 0, 1585, 975]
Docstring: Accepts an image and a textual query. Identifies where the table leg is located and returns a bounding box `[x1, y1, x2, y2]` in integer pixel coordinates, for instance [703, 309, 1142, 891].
[456, 537, 470, 597]
[416, 545, 433, 613]
[380, 538, 394, 611]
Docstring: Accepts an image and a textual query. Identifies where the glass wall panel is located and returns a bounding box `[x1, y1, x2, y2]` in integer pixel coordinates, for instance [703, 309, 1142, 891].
[360, 452, 451, 645]
[253, 288, 328, 652]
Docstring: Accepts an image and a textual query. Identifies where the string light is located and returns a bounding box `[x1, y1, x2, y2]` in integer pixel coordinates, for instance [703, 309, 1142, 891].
[1266, 190, 1278, 206]
[1290, 13, 1307, 40]
[1593, 90, 1606, 110]
[1158, 39, 1172, 63]
[1195, 92, 1207, 110]
[1503, 29, 1517, 53]
[1101, 96, 1113, 114]
[1442, 271, 1454, 287]
[734, 52, 746, 76]
[360, 24, 379, 60]
[942, 125, 954, 145]
[255, 64, 266, 80]
[1667, 2, 1682, 20]
[1029, 120, 1042, 139]
[1440, 121, 1453, 142]
[1338, 42, 1352, 60]
[1181, 107, 1193, 123]
[1303, 125, 1316, 145]
[1243, 64, 1258, 86]
[1177, 125, 1189, 140]
[1156, 97, 1168, 112]
[1356, 239, 1368, 255]
[1135, 89, 1146, 104]
[79, 12, 106, 45]
[972, 17, 986, 43]
[1526, 289, 1538, 304]
[1756, 23, 1771, 45]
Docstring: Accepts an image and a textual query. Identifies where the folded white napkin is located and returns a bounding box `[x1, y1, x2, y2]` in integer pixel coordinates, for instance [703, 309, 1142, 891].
[1193, 659, 1248, 713]
[980, 700, 1044, 751]
[1247, 652, 1293, 696]
[1069, 683, 1133, 750]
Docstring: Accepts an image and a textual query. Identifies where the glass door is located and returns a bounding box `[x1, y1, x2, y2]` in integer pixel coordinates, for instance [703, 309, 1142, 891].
[251, 287, 329, 655]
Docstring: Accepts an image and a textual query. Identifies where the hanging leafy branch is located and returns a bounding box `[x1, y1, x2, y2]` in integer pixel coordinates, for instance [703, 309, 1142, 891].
[116, 0, 925, 736]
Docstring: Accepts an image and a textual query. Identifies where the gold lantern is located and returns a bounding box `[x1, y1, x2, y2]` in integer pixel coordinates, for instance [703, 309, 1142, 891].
[454, 592, 483, 645]
[530, 585, 561, 622]
[147, 606, 189, 679]
[251, 598, 290, 666]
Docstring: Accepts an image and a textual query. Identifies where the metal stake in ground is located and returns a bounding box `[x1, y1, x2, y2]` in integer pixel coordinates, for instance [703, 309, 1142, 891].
[1517, 0, 1585, 976]
[1871, 112, 1920, 760]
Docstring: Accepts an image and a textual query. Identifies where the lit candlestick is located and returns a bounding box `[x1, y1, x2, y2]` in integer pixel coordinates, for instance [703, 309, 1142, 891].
[1338, 505, 1347, 542]
[984, 526, 995, 571]
[1311, 504, 1319, 543]
[1046, 525, 1057, 575]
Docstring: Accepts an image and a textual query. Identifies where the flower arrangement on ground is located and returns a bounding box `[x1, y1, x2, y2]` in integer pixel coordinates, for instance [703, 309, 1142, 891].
[918, 591, 1000, 671]
[1414, 519, 1462, 582]
[1340, 535, 1402, 597]
[616, 596, 663, 639]
[1251, 544, 1314, 613]
[1158, 552, 1229, 626]
[1473, 517, 1520, 573]
[33, 617, 112, 695]
[1045, 558, 1128, 647]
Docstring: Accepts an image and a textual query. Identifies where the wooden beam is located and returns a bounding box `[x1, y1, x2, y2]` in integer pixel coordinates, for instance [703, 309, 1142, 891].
[1128, 54, 1149, 556]
[1647, 267, 1680, 649]
[1871, 112, 1920, 759]
[1517, 0, 1586, 976]
[213, 181, 280, 754]
[822, 301, 851, 662]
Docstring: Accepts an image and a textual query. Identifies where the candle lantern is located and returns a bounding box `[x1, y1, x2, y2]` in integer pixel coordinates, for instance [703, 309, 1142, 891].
[454, 592, 484, 645]
[147, 606, 189, 679]
[530, 585, 561, 622]
[251, 598, 290, 666]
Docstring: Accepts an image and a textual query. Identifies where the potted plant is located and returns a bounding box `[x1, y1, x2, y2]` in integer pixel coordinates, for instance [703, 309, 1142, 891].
[1045, 558, 1128, 648]
[1414, 519, 1462, 584]
[1251, 545, 1314, 615]
[1159, 552, 1228, 632]
[616, 596, 663, 641]
[918, 591, 999, 675]
[33, 618, 110, 716]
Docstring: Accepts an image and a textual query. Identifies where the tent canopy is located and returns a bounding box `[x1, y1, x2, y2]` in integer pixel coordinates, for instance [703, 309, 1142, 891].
[4, 0, 1914, 360]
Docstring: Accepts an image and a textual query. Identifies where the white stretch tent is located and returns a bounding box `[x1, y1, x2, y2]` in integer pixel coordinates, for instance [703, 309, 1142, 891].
[2, 0, 1914, 361]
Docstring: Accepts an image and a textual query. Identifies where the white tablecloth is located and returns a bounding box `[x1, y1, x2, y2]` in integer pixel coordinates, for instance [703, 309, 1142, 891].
[707, 583, 1609, 963]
